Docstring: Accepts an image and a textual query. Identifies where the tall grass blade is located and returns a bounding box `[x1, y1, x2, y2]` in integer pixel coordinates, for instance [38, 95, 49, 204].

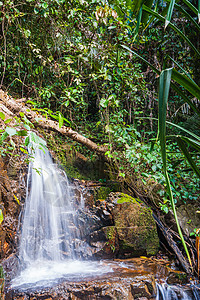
[178, 136, 200, 152]
[172, 69, 200, 100]
[134, 5, 143, 40]
[165, 0, 175, 29]
[166, 121, 200, 140]
[143, 5, 200, 56]
[165, 0, 200, 31]
[121, 45, 200, 115]
[159, 68, 172, 168]
[171, 83, 200, 116]
[182, 0, 198, 16]
[167, 55, 194, 81]
[177, 137, 200, 178]
[159, 68, 192, 267]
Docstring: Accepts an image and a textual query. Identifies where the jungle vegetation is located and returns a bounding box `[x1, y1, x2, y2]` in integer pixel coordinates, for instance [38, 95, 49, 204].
[0, 0, 200, 271]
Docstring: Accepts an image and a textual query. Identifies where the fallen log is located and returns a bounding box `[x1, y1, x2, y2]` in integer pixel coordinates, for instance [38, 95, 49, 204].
[0, 90, 107, 158]
[153, 214, 192, 274]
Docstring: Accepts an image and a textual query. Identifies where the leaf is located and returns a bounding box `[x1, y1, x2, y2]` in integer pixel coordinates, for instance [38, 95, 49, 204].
[4, 118, 12, 124]
[159, 68, 173, 169]
[30, 132, 46, 146]
[165, 0, 200, 31]
[172, 69, 200, 101]
[143, 5, 200, 56]
[134, 5, 143, 40]
[13, 194, 21, 206]
[17, 130, 28, 137]
[58, 112, 64, 128]
[0, 112, 5, 121]
[0, 132, 8, 144]
[20, 147, 28, 154]
[0, 209, 3, 224]
[121, 45, 200, 115]
[182, 0, 198, 16]
[5, 127, 17, 136]
[158, 68, 192, 267]
[165, 0, 175, 29]
[199, 0, 200, 23]
[100, 98, 110, 108]
[176, 137, 200, 178]
[64, 100, 70, 107]
[25, 136, 30, 146]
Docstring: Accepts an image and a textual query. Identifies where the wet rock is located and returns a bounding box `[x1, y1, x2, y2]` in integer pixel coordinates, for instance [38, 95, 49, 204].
[167, 271, 188, 285]
[176, 203, 200, 236]
[89, 226, 119, 258]
[108, 193, 159, 257]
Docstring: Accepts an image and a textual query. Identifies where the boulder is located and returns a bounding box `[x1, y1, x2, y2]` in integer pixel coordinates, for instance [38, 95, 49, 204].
[107, 193, 159, 257]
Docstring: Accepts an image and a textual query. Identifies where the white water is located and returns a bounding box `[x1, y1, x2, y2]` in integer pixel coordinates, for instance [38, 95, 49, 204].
[156, 283, 192, 300]
[12, 143, 112, 289]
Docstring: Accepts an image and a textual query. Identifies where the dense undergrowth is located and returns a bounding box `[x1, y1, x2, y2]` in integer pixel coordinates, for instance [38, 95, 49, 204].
[0, 0, 200, 269]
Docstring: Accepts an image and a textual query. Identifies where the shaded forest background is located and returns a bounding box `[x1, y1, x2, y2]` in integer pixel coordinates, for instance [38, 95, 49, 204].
[0, 0, 200, 271]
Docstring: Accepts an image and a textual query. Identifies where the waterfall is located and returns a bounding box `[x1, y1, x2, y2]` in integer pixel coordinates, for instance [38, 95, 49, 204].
[11, 143, 111, 289]
[19, 144, 78, 262]
[156, 283, 194, 300]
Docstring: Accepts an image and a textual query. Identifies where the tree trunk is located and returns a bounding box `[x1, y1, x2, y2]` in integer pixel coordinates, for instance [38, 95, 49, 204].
[0, 90, 107, 158]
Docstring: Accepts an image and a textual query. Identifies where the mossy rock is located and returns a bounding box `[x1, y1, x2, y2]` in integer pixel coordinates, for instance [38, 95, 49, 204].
[110, 193, 159, 257]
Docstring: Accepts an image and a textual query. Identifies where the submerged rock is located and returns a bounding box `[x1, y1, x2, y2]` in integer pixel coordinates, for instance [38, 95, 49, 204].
[5, 257, 192, 299]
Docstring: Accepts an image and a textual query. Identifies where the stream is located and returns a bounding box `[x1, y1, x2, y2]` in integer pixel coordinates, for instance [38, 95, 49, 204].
[4, 143, 200, 299]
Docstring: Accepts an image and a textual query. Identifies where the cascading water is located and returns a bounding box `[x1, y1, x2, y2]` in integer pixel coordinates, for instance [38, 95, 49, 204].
[156, 283, 195, 300]
[11, 142, 111, 289]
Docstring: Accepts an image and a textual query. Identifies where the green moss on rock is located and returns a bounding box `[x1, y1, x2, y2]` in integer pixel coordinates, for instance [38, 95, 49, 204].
[111, 193, 159, 257]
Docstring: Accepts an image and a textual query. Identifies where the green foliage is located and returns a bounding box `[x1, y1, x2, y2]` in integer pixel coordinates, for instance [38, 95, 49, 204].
[0, 209, 3, 224]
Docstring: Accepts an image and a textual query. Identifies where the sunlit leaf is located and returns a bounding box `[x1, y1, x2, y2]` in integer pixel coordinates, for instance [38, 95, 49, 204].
[4, 118, 12, 124]
[0, 209, 3, 224]
[58, 112, 64, 128]
[13, 194, 21, 206]
[5, 127, 17, 136]
[0, 112, 5, 121]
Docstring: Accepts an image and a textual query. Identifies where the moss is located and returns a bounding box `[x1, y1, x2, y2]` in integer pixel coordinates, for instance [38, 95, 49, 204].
[117, 193, 143, 205]
[106, 226, 116, 240]
[97, 187, 112, 200]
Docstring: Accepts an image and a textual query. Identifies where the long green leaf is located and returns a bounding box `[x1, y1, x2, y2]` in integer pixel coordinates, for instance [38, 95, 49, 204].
[177, 137, 200, 178]
[165, 0, 175, 29]
[182, 0, 198, 16]
[198, 0, 200, 22]
[172, 69, 200, 100]
[0, 209, 3, 224]
[121, 45, 160, 74]
[134, 5, 143, 40]
[121, 45, 200, 115]
[159, 68, 173, 168]
[171, 83, 200, 116]
[143, 5, 200, 56]
[166, 120, 200, 140]
[167, 55, 194, 81]
[159, 68, 192, 267]
[165, 0, 200, 31]
[178, 136, 200, 151]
